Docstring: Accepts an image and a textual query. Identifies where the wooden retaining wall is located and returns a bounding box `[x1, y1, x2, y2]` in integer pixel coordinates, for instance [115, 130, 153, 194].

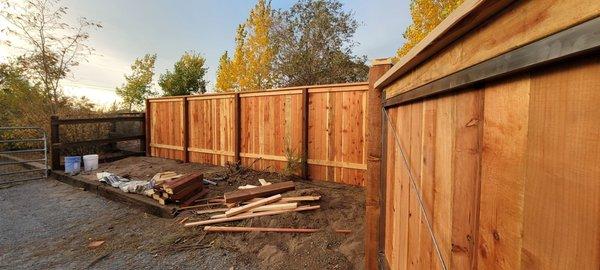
[368, 0, 600, 269]
[146, 82, 371, 186]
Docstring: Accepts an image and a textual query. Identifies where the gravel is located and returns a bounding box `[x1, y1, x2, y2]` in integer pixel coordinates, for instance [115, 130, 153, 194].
[0, 179, 256, 270]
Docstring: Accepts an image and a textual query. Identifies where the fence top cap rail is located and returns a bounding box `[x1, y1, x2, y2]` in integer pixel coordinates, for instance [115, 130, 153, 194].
[146, 81, 369, 101]
[375, 0, 513, 90]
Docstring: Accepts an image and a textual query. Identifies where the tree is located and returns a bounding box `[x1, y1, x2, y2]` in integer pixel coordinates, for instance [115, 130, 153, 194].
[243, 0, 275, 90]
[158, 51, 208, 96]
[396, 0, 464, 58]
[271, 0, 369, 87]
[115, 54, 156, 112]
[215, 0, 274, 92]
[0, 0, 101, 114]
[215, 51, 235, 92]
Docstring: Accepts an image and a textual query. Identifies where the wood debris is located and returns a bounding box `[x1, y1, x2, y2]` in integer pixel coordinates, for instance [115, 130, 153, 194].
[225, 181, 295, 203]
[149, 172, 208, 206]
[204, 226, 319, 233]
[88, 240, 105, 248]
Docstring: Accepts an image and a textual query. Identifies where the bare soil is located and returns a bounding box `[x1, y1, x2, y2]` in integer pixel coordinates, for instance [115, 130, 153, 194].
[77, 156, 366, 269]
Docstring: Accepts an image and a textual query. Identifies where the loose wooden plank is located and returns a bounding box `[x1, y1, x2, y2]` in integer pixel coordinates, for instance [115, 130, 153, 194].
[184, 205, 320, 227]
[224, 181, 295, 203]
[204, 226, 319, 233]
[224, 194, 282, 217]
[250, 202, 297, 213]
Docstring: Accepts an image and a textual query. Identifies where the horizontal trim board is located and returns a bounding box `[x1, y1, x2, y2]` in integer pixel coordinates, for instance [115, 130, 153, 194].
[188, 95, 234, 101]
[384, 17, 600, 107]
[150, 143, 184, 151]
[57, 116, 144, 125]
[308, 86, 369, 93]
[188, 147, 235, 156]
[240, 152, 287, 162]
[240, 153, 366, 170]
[375, 0, 515, 89]
[148, 98, 184, 103]
[307, 159, 367, 170]
[240, 90, 303, 98]
[54, 135, 145, 149]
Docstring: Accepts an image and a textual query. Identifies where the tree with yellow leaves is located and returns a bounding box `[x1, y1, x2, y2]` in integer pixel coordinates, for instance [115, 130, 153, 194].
[215, 51, 234, 92]
[215, 0, 274, 92]
[396, 0, 464, 58]
[243, 0, 275, 90]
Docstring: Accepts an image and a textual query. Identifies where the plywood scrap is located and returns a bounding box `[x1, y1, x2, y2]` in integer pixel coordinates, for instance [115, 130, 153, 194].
[225, 181, 295, 203]
[184, 205, 320, 227]
[224, 194, 282, 217]
[238, 185, 258, 190]
[204, 226, 319, 233]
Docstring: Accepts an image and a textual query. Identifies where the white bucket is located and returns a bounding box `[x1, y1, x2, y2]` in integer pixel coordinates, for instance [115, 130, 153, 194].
[83, 154, 99, 171]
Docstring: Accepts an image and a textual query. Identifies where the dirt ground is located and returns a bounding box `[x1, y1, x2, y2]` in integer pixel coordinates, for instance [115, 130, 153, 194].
[2, 156, 365, 269]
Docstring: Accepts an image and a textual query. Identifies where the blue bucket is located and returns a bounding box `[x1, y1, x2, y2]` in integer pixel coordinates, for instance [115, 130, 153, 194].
[64, 156, 81, 175]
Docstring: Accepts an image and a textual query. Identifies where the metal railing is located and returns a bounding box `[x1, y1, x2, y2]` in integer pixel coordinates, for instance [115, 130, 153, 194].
[0, 127, 48, 184]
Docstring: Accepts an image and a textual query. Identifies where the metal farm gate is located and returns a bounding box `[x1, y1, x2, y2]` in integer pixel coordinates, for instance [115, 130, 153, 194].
[0, 127, 48, 184]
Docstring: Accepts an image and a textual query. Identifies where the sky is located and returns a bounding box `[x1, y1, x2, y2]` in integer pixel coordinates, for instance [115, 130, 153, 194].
[1, 0, 411, 107]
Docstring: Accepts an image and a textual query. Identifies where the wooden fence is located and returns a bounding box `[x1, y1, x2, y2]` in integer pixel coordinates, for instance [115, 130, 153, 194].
[367, 0, 600, 269]
[146, 82, 370, 186]
[50, 114, 146, 170]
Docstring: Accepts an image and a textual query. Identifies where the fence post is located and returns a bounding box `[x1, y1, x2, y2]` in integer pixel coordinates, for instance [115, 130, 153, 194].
[182, 97, 189, 163]
[50, 115, 60, 170]
[301, 88, 309, 180]
[145, 99, 151, 157]
[233, 93, 241, 166]
[364, 58, 393, 270]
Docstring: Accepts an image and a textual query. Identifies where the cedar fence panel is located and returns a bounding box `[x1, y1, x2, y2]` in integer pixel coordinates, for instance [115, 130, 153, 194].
[147, 98, 185, 161]
[146, 82, 370, 186]
[372, 0, 600, 269]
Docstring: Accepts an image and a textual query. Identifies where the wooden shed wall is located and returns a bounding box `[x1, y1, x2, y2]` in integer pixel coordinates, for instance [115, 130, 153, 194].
[382, 55, 599, 270]
[146, 83, 369, 186]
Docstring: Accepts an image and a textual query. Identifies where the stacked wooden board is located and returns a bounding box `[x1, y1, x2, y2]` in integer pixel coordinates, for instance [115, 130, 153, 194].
[147, 172, 207, 206]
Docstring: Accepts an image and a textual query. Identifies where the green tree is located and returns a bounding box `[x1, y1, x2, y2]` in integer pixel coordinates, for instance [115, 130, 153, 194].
[158, 51, 208, 96]
[116, 54, 156, 111]
[0, 0, 101, 114]
[215, 51, 235, 92]
[396, 0, 464, 58]
[271, 0, 368, 86]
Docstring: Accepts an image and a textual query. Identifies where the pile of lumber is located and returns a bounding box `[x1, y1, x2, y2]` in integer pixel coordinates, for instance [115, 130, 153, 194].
[146, 172, 208, 206]
[184, 180, 321, 227]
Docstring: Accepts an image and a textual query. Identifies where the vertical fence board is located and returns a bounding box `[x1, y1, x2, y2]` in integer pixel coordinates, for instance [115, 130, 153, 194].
[476, 75, 530, 270]
[522, 57, 600, 269]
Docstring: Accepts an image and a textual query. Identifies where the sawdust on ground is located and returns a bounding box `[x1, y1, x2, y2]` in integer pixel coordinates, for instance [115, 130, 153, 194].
[82, 156, 366, 270]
